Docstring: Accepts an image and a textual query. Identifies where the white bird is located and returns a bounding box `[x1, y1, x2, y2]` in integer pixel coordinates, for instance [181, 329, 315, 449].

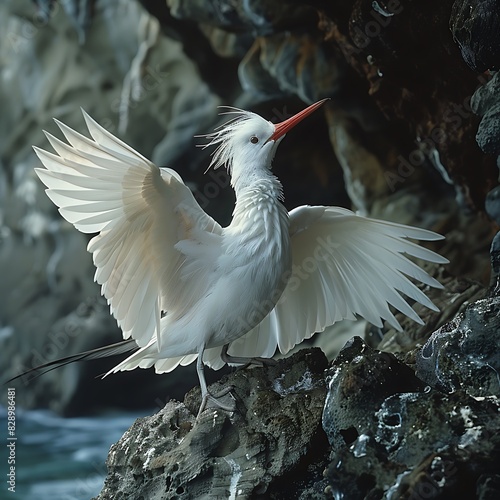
[18, 100, 448, 415]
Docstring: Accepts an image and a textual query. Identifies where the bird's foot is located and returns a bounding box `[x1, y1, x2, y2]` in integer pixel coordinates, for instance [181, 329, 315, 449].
[221, 344, 278, 369]
[197, 386, 235, 418]
[238, 357, 278, 369]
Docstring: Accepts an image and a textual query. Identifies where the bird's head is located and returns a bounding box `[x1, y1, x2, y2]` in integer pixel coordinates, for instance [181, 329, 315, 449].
[201, 99, 328, 186]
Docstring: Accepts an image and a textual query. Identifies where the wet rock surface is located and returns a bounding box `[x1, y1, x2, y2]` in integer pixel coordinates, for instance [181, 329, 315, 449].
[416, 295, 500, 397]
[323, 336, 500, 499]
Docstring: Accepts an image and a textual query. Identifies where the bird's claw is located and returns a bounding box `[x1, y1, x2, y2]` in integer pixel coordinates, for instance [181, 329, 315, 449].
[197, 385, 235, 417]
[235, 356, 278, 370]
[221, 344, 278, 369]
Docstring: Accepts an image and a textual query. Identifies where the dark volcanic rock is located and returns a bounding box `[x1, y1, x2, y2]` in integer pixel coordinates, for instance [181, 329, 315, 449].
[470, 72, 500, 118]
[490, 231, 500, 292]
[450, 0, 500, 72]
[94, 348, 329, 499]
[476, 104, 500, 155]
[322, 337, 427, 452]
[485, 187, 500, 226]
[470, 73, 500, 230]
[471, 72, 500, 156]
[415, 295, 500, 397]
[322, 337, 500, 499]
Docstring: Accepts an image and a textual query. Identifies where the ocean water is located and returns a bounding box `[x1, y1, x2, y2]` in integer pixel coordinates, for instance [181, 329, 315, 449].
[1, 406, 142, 499]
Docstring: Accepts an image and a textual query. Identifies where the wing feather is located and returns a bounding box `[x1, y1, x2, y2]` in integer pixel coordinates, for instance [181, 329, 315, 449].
[225, 205, 447, 359]
[34, 110, 222, 349]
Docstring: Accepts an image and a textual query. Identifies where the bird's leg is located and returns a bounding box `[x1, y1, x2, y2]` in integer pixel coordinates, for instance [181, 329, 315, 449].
[221, 344, 278, 369]
[196, 345, 234, 417]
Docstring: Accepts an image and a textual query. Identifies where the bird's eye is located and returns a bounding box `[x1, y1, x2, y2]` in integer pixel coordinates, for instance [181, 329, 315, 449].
[250, 136, 259, 144]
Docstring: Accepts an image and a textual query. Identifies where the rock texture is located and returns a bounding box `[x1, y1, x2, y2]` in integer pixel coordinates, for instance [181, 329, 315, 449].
[450, 0, 500, 72]
[94, 348, 329, 499]
[416, 295, 500, 397]
[323, 335, 500, 499]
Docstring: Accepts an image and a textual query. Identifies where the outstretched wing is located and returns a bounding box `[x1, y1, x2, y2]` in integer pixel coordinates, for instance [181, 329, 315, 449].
[34, 110, 222, 349]
[213, 205, 447, 365]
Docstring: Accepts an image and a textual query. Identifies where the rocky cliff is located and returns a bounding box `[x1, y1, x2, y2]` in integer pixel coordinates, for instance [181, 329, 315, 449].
[1, 0, 500, 498]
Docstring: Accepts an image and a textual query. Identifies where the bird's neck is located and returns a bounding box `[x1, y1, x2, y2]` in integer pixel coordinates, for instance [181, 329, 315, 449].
[228, 173, 289, 248]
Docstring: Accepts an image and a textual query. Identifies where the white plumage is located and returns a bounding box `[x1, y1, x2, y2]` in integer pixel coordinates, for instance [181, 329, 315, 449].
[32, 100, 448, 414]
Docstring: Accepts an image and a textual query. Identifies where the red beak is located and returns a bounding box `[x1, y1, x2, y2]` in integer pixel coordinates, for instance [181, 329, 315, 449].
[269, 98, 329, 142]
